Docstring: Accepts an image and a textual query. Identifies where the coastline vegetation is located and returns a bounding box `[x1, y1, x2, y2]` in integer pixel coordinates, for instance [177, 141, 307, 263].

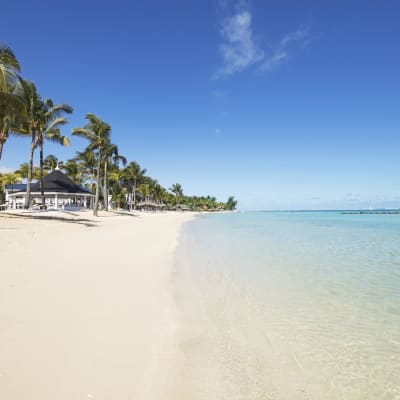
[0, 44, 237, 213]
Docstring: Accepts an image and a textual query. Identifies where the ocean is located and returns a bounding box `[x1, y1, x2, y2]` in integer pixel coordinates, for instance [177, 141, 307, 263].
[174, 211, 400, 399]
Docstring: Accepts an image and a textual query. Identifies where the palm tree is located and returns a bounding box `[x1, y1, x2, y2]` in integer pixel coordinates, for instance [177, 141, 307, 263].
[169, 183, 183, 207]
[102, 141, 126, 210]
[137, 183, 151, 202]
[0, 44, 20, 91]
[108, 167, 125, 209]
[72, 114, 111, 216]
[74, 148, 97, 192]
[17, 80, 72, 208]
[16, 79, 43, 208]
[0, 172, 22, 204]
[151, 182, 167, 204]
[44, 154, 59, 171]
[15, 162, 40, 180]
[0, 44, 23, 160]
[225, 196, 238, 211]
[2, 172, 22, 192]
[35, 98, 72, 207]
[63, 159, 84, 185]
[121, 161, 147, 211]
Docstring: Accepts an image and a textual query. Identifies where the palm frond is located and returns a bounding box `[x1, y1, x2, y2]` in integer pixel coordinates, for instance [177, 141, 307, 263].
[71, 127, 97, 141]
[45, 130, 71, 147]
[46, 116, 68, 132]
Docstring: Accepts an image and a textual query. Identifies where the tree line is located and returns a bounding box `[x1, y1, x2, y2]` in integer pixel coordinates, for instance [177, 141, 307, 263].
[0, 44, 237, 214]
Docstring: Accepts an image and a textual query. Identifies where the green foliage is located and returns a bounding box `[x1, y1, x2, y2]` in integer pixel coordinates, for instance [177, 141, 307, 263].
[15, 163, 41, 180]
[0, 172, 22, 204]
[225, 196, 238, 211]
[44, 154, 61, 171]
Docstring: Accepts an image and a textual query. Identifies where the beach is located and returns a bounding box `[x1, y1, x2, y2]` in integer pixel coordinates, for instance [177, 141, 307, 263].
[0, 211, 195, 400]
[2, 211, 400, 400]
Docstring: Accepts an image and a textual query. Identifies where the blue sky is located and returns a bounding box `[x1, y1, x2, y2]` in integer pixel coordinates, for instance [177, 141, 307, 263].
[1, 0, 400, 210]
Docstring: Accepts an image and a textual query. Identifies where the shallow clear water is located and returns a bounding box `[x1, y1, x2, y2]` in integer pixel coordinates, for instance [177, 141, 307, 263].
[175, 212, 400, 399]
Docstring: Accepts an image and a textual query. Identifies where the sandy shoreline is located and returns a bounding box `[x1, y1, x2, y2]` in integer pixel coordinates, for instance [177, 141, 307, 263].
[0, 210, 195, 400]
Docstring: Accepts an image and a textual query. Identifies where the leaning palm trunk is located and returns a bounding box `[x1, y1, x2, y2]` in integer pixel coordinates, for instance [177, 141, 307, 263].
[0, 130, 8, 160]
[0, 140, 4, 160]
[25, 132, 36, 209]
[93, 148, 101, 216]
[39, 138, 45, 208]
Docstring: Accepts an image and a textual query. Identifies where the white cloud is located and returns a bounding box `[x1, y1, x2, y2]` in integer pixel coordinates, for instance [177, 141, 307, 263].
[261, 27, 310, 71]
[215, 9, 264, 78]
[215, 2, 310, 78]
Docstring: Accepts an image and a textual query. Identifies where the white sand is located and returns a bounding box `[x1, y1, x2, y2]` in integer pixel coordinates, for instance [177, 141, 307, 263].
[0, 210, 195, 400]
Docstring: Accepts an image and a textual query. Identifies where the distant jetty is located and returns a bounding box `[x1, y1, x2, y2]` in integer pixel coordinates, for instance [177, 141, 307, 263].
[342, 210, 400, 215]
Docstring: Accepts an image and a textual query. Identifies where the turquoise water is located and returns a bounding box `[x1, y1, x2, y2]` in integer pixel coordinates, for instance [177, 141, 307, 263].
[175, 212, 400, 399]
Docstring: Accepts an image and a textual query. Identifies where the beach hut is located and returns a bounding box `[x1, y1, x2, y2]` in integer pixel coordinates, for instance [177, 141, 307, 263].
[169, 204, 192, 211]
[7, 169, 94, 210]
[136, 200, 167, 212]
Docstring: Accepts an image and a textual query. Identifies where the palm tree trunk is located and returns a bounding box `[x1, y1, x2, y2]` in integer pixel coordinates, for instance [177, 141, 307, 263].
[0, 129, 7, 160]
[25, 132, 36, 209]
[133, 179, 137, 210]
[93, 149, 101, 216]
[39, 138, 45, 209]
[130, 188, 134, 211]
[90, 169, 94, 193]
[103, 160, 108, 211]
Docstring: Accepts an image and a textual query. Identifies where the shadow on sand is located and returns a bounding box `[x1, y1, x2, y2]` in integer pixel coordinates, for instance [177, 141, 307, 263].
[0, 209, 140, 226]
[0, 211, 98, 227]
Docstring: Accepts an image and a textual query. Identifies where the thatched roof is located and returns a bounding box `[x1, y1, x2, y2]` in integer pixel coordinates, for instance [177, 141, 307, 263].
[170, 204, 192, 210]
[137, 201, 166, 208]
[14, 170, 92, 195]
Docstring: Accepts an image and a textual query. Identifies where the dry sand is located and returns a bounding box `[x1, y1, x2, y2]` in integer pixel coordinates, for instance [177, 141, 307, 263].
[0, 210, 195, 400]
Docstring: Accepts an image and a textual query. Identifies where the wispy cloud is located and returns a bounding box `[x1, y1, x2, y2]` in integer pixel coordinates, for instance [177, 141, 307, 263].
[260, 26, 310, 71]
[215, 7, 264, 78]
[215, 1, 310, 78]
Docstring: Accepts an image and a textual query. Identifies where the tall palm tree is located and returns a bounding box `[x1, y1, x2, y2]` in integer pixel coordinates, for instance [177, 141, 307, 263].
[102, 141, 126, 210]
[72, 113, 111, 216]
[17, 80, 72, 208]
[121, 161, 147, 211]
[0, 44, 23, 160]
[17, 79, 43, 208]
[35, 98, 72, 206]
[169, 183, 183, 207]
